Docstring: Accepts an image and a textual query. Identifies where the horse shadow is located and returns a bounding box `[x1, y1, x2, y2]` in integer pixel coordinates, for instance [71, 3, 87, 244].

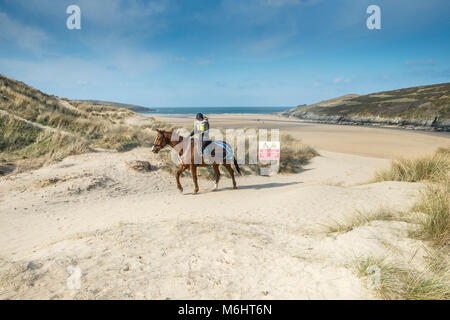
[218, 181, 301, 191]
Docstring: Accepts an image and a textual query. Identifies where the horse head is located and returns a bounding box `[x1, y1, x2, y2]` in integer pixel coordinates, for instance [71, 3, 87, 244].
[152, 129, 172, 153]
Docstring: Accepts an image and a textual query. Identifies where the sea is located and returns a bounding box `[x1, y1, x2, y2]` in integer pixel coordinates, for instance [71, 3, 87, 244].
[138, 106, 290, 115]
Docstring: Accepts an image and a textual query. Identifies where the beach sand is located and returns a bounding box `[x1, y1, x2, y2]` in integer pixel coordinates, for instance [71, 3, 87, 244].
[151, 113, 450, 159]
[0, 114, 448, 299]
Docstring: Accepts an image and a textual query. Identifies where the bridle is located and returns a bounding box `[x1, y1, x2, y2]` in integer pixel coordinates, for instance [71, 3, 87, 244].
[152, 131, 167, 152]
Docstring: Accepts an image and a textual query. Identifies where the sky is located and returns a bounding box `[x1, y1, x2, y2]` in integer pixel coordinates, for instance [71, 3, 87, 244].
[0, 0, 449, 107]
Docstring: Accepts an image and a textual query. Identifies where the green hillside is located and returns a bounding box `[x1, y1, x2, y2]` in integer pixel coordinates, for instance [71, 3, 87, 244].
[75, 100, 154, 113]
[283, 83, 450, 130]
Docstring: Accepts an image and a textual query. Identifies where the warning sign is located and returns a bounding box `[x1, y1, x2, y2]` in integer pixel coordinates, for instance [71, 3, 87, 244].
[259, 141, 280, 160]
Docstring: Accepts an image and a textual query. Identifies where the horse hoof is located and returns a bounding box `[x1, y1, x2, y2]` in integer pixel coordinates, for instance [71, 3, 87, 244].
[212, 183, 218, 191]
[233, 186, 238, 190]
[178, 187, 183, 193]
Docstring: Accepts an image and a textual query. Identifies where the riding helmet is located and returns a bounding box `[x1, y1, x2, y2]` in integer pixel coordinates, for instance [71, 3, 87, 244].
[196, 113, 204, 120]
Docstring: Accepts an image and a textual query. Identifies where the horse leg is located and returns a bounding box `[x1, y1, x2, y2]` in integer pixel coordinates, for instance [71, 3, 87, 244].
[212, 164, 220, 191]
[190, 164, 199, 194]
[224, 164, 237, 189]
[176, 165, 187, 193]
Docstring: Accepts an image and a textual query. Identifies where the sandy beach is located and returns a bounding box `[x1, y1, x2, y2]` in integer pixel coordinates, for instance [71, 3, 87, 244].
[0, 113, 448, 299]
[151, 113, 450, 159]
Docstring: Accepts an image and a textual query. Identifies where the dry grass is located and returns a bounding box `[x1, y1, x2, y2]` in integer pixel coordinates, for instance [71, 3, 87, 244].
[325, 208, 402, 234]
[278, 134, 319, 173]
[0, 74, 160, 172]
[357, 249, 450, 300]
[360, 148, 450, 299]
[71, 101, 133, 116]
[413, 177, 450, 246]
[0, 113, 42, 152]
[374, 150, 450, 183]
[374, 147, 450, 247]
[436, 146, 450, 155]
[0, 114, 89, 163]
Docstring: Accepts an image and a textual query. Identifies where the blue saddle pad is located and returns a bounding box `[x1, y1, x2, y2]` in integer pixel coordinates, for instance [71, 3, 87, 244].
[203, 141, 234, 159]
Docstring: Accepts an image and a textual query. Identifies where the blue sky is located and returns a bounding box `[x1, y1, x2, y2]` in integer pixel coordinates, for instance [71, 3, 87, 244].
[0, 0, 449, 107]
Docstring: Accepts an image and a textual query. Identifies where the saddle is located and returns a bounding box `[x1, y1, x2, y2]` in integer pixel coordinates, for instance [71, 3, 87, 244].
[202, 140, 233, 160]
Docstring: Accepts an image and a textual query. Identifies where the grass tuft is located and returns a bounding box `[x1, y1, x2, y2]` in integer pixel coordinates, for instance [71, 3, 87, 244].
[413, 178, 450, 246]
[374, 147, 450, 247]
[357, 251, 450, 300]
[278, 134, 319, 173]
[374, 152, 449, 183]
[326, 208, 400, 234]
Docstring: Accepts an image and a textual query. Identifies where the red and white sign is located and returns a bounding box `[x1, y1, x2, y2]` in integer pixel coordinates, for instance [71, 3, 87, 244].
[259, 141, 280, 160]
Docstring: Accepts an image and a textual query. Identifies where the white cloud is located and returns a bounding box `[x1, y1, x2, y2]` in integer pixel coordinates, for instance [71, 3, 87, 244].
[333, 77, 351, 84]
[108, 49, 161, 77]
[0, 49, 162, 88]
[194, 58, 213, 66]
[0, 11, 48, 51]
[244, 33, 293, 53]
[2, 0, 170, 37]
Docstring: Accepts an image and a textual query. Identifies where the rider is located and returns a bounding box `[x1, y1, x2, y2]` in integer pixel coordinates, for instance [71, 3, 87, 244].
[190, 113, 211, 151]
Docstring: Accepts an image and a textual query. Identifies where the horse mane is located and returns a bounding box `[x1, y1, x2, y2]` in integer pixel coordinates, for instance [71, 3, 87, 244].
[159, 129, 186, 145]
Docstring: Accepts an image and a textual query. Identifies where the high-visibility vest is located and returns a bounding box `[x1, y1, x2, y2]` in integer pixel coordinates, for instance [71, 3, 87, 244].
[195, 121, 206, 132]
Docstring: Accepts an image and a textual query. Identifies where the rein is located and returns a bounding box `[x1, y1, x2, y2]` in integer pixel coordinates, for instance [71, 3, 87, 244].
[154, 131, 184, 151]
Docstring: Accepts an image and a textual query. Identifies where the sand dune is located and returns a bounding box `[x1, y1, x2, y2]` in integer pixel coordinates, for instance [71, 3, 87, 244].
[0, 142, 433, 299]
[1, 113, 448, 299]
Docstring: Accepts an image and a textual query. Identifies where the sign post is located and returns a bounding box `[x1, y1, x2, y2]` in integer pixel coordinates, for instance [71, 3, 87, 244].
[259, 141, 280, 175]
[259, 141, 280, 161]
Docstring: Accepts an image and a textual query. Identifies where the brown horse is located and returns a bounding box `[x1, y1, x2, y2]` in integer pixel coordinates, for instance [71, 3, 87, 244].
[151, 129, 241, 194]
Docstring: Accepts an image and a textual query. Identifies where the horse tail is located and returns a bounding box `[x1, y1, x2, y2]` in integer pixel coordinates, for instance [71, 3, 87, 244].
[233, 157, 242, 175]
